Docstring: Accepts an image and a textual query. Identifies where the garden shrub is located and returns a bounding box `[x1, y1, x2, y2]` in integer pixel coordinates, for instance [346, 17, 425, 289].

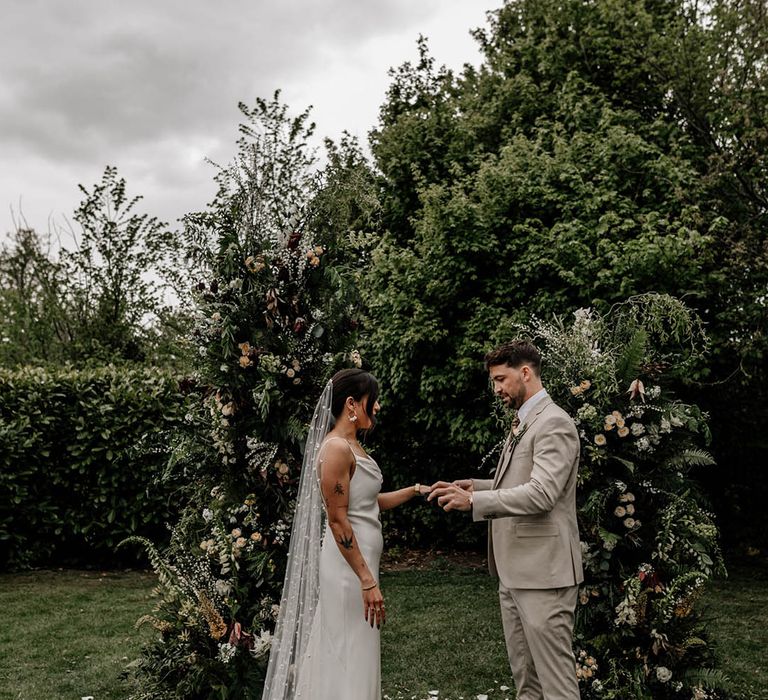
[0, 364, 189, 569]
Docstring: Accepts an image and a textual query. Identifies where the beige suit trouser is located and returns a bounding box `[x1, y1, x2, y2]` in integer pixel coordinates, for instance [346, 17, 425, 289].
[498, 583, 580, 700]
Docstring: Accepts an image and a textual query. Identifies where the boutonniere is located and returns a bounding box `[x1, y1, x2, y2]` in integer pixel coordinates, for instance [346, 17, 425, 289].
[508, 423, 529, 452]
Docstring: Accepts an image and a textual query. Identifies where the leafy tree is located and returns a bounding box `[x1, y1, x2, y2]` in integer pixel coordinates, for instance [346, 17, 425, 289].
[65, 165, 189, 363]
[0, 227, 72, 365]
[364, 0, 768, 549]
[0, 168, 193, 368]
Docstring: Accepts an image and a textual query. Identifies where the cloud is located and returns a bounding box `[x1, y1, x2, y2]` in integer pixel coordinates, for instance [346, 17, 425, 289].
[0, 0, 498, 233]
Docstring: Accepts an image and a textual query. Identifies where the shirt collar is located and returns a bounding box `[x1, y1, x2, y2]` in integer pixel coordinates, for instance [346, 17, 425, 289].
[517, 388, 548, 427]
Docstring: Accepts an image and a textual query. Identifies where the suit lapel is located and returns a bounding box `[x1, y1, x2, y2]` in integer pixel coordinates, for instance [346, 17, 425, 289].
[492, 397, 553, 488]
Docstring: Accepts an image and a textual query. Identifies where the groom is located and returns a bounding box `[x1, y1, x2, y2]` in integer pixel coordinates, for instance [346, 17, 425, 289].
[429, 340, 583, 700]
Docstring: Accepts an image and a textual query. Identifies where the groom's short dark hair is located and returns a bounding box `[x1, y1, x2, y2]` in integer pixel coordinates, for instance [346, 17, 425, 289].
[484, 340, 542, 376]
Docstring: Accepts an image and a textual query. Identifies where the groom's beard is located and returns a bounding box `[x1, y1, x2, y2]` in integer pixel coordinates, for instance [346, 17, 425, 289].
[499, 388, 526, 410]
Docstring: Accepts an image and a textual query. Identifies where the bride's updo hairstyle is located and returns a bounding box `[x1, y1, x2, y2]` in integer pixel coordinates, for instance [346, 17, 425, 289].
[330, 369, 379, 424]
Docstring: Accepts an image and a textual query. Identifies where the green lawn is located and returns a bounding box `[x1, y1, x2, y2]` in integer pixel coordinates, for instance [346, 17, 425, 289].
[0, 569, 156, 700]
[0, 561, 766, 700]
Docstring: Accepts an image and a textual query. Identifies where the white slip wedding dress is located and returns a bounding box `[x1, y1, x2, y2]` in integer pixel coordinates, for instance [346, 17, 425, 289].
[294, 440, 384, 700]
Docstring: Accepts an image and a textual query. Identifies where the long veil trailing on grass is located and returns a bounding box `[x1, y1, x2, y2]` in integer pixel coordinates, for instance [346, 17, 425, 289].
[261, 379, 333, 700]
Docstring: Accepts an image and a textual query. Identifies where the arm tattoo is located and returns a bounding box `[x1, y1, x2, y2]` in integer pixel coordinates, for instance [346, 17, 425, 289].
[334, 482, 345, 496]
[338, 534, 354, 550]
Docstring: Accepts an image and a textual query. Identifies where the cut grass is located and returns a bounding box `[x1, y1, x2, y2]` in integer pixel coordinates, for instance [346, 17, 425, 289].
[701, 564, 768, 700]
[0, 561, 766, 699]
[0, 569, 156, 700]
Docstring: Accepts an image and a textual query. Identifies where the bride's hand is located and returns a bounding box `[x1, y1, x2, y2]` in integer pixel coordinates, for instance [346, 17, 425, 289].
[362, 583, 386, 628]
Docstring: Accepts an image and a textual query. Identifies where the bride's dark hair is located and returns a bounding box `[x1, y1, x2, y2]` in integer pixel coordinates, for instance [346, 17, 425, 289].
[330, 369, 379, 421]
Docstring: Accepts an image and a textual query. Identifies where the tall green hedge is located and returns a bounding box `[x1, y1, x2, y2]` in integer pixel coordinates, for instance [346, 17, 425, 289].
[0, 365, 189, 570]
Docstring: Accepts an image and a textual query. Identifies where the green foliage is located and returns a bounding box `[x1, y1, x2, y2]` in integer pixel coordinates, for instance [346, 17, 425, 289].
[122, 94, 375, 699]
[0, 227, 72, 366]
[365, 0, 768, 551]
[0, 365, 188, 570]
[0, 168, 193, 369]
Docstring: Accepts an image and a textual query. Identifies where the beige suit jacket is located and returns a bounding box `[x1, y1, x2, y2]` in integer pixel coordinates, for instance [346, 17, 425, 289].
[471, 397, 584, 590]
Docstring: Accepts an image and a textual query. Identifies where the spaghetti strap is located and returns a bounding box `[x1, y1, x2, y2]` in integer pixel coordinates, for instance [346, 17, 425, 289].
[317, 435, 357, 467]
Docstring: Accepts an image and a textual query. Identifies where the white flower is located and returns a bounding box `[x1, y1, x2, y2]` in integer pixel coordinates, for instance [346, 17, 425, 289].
[614, 480, 627, 493]
[615, 598, 637, 627]
[217, 642, 237, 663]
[656, 666, 672, 683]
[625, 503, 635, 515]
[349, 349, 363, 368]
[576, 404, 598, 422]
[636, 437, 651, 452]
[648, 385, 662, 399]
[631, 422, 645, 436]
[202, 508, 213, 522]
[660, 417, 672, 433]
[692, 685, 709, 700]
[594, 433, 607, 446]
[250, 630, 272, 659]
[614, 506, 626, 518]
[623, 517, 636, 529]
[604, 414, 617, 426]
[214, 579, 232, 597]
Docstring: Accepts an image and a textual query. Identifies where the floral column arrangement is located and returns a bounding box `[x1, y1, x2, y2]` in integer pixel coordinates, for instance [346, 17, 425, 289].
[527, 296, 728, 700]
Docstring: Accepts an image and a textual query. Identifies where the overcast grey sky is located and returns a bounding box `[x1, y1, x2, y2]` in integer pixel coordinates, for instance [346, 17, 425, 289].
[0, 0, 500, 238]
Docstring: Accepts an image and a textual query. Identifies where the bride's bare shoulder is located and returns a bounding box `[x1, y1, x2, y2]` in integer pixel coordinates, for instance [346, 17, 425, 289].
[319, 436, 354, 462]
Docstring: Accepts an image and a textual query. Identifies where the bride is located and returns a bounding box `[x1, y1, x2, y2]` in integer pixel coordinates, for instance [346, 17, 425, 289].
[262, 369, 431, 700]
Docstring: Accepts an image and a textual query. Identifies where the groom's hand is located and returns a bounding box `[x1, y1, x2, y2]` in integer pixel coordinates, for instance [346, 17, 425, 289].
[429, 484, 473, 512]
[427, 479, 473, 500]
[452, 479, 474, 492]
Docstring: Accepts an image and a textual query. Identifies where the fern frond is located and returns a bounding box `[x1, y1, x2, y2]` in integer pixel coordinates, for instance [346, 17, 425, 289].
[677, 667, 730, 689]
[665, 448, 715, 469]
[615, 328, 648, 383]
